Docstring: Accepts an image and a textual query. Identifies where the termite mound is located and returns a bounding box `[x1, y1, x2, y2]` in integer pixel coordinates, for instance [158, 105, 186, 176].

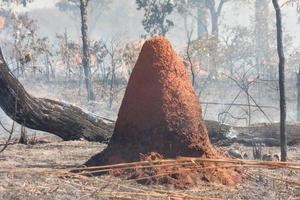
[86, 36, 240, 188]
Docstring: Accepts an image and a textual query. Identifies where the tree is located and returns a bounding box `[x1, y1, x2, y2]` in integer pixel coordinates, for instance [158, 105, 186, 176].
[0, 48, 113, 141]
[176, 0, 231, 77]
[0, 11, 55, 79]
[56, 0, 103, 101]
[105, 40, 123, 109]
[205, 0, 229, 78]
[56, 0, 110, 35]
[272, 0, 287, 161]
[176, 0, 208, 40]
[255, 0, 270, 77]
[136, 0, 176, 36]
[204, 0, 229, 38]
[80, 0, 95, 101]
[56, 0, 110, 101]
[196, 0, 208, 38]
[254, 0, 272, 101]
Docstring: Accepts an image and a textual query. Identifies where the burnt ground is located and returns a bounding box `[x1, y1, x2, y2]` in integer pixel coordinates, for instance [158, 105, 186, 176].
[0, 135, 299, 200]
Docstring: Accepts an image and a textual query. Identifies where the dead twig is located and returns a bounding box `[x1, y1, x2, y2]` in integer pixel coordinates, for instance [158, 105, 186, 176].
[0, 95, 18, 153]
[0, 121, 15, 153]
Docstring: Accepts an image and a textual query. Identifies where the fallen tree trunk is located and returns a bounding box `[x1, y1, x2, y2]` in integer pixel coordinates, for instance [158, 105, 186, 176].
[233, 123, 300, 146]
[206, 120, 300, 146]
[0, 49, 113, 142]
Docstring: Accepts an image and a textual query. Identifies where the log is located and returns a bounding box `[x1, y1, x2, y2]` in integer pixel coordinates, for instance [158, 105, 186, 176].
[233, 123, 300, 146]
[205, 120, 300, 146]
[0, 49, 113, 142]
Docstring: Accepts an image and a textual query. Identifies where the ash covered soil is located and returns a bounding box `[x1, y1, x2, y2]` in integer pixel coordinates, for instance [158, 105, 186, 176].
[0, 136, 299, 200]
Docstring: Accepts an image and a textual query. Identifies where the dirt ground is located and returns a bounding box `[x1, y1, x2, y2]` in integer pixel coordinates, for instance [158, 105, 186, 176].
[0, 135, 299, 200]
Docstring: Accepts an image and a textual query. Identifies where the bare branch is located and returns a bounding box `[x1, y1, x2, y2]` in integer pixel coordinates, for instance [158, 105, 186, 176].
[0, 121, 15, 154]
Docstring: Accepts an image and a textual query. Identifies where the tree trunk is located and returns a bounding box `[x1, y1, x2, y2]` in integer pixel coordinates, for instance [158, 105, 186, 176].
[255, 0, 270, 77]
[297, 68, 300, 121]
[64, 30, 71, 81]
[19, 125, 28, 145]
[210, 12, 219, 38]
[109, 62, 115, 109]
[22, 0, 27, 7]
[0, 49, 112, 142]
[255, 0, 270, 101]
[45, 54, 50, 82]
[197, 1, 207, 39]
[272, 0, 287, 161]
[206, 0, 221, 78]
[80, 0, 95, 101]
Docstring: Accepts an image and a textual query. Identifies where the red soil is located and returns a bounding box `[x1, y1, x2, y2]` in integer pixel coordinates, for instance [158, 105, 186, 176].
[86, 36, 241, 188]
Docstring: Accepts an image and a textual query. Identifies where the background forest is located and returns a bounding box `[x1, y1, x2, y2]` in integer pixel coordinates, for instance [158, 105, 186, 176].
[1, 1, 300, 199]
[1, 0, 300, 131]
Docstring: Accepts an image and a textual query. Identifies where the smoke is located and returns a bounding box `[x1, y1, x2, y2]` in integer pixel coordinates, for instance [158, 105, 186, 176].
[0, 17, 4, 29]
[225, 128, 239, 139]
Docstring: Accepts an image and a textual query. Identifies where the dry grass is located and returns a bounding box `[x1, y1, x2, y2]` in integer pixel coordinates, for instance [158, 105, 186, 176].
[0, 135, 299, 200]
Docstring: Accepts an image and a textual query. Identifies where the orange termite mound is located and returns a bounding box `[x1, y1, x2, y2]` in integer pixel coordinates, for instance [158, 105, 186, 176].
[86, 36, 240, 188]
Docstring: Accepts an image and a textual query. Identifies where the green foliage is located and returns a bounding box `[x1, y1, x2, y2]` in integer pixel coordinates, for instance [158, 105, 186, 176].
[136, 0, 176, 37]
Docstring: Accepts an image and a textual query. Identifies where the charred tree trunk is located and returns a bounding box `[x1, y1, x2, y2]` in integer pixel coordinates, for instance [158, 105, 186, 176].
[19, 125, 28, 145]
[80, 0, 95, 101]
[273, 0, 287, 161]
[0, 49, 112, 142]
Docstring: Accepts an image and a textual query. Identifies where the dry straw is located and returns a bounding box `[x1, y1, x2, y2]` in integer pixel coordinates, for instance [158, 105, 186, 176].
[2, 158, 300, 199]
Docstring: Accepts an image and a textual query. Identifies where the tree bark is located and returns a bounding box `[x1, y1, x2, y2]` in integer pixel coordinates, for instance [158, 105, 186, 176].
[206, 0, 225, 39]
[197, 1, 207, 39]
[19, 125, 28, 145]
[255, 0, 270, 100]
[255, 0, 270, 77]
[205, 0, 224, 77]
[297, 68, 300, 121]
[80, 0, 95, 101]
[0, 49, 112, 142]
[210, 12, 219, 38]
[272, 0, 287, 161]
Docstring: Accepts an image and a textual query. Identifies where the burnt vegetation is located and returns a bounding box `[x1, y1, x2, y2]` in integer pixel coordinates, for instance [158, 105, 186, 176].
[0, 0, 300, 199]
